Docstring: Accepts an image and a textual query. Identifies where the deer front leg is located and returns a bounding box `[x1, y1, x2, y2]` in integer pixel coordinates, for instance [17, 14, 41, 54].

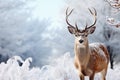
[79, 73, 84, 80]
[74, 59, 85, 80]
[89, 73, 95, 80]
[78, 68, 85, 80]
[74, 60, 79, 69]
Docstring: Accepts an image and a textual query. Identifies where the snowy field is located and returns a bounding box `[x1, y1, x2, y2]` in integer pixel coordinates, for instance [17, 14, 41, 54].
[0, 52, 119, 80]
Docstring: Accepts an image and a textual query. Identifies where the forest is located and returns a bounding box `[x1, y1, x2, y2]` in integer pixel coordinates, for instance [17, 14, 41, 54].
[0, 0, 120, 80]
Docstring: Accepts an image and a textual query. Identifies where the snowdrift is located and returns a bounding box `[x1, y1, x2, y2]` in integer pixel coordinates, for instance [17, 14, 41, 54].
[0, 52, 119, 80]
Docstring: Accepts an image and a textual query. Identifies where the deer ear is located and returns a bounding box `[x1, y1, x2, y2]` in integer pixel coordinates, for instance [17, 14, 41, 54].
[68, 26, 76, 34]
[87, 26, 96, 34]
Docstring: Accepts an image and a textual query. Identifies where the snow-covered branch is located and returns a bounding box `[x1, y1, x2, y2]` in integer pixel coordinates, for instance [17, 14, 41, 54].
[107, 17, 120, 28]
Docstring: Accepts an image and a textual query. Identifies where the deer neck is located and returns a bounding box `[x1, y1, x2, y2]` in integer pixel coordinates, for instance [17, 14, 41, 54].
[74, 40, 90, 66]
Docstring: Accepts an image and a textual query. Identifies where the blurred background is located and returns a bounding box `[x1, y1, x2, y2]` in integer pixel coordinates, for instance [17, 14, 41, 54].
[0, 0, 120, 68]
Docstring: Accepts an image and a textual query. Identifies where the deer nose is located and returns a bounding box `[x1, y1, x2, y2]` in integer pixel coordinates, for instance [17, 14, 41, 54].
[79, 40, 84, 43]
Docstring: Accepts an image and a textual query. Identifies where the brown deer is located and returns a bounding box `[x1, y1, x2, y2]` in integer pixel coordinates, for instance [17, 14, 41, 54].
[66, 8, 110, 80]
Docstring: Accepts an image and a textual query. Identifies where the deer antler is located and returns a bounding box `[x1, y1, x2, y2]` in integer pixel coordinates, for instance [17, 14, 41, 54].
[66, 7, 97, 32]
[85, 8, 97, 30]
[66, 8, 79, 30]
[66, 8, 74, 27]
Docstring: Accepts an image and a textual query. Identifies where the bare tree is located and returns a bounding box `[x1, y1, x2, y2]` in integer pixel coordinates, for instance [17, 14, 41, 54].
[105, 0, 120, 28]
[104, 0, 120, 69]
[105, 0, 120, 10]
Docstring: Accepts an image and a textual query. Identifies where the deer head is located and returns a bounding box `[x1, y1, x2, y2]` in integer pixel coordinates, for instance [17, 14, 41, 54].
[66, 8, 97, 45]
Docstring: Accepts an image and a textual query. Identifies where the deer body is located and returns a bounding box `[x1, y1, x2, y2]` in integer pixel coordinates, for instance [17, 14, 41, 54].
[74, 42, 109, 79]
[66, 8, 109, 80]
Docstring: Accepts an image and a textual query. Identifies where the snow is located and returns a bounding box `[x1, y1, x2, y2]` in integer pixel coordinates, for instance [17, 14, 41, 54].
[89, 43, 106, 57]
[0, 53, 119, 80]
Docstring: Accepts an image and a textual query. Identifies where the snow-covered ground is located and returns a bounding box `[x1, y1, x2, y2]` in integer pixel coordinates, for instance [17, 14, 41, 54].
[0, 52, 119, 80]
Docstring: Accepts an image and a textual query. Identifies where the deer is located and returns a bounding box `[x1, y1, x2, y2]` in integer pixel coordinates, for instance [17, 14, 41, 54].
[66, 8, 110, 80]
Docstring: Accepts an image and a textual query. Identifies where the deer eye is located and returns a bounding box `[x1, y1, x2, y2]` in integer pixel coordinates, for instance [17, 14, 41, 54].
[75, 34, 78, 37]
[75, 34, 79, 37]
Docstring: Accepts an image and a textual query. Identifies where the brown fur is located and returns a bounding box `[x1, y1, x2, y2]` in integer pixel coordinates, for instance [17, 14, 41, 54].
[74, 43, 109, 80]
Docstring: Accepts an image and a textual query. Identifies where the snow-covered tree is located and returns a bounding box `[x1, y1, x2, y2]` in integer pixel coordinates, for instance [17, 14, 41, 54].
[104, 0, 120, 69]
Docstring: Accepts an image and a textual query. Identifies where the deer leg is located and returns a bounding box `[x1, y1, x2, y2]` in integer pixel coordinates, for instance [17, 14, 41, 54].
[74, 60, 79, 69]
[89, 73, 95, 80]
[78, 70, 84, 80]
[79, 74, 84, 80]
[101, 68, 107, 80]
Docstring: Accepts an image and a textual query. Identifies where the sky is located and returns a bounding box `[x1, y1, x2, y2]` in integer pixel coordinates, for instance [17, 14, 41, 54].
[30, 0, 64, 20]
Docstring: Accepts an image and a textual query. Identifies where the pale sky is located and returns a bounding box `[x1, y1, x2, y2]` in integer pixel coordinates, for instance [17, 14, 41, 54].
[29, 0, 65, 20]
